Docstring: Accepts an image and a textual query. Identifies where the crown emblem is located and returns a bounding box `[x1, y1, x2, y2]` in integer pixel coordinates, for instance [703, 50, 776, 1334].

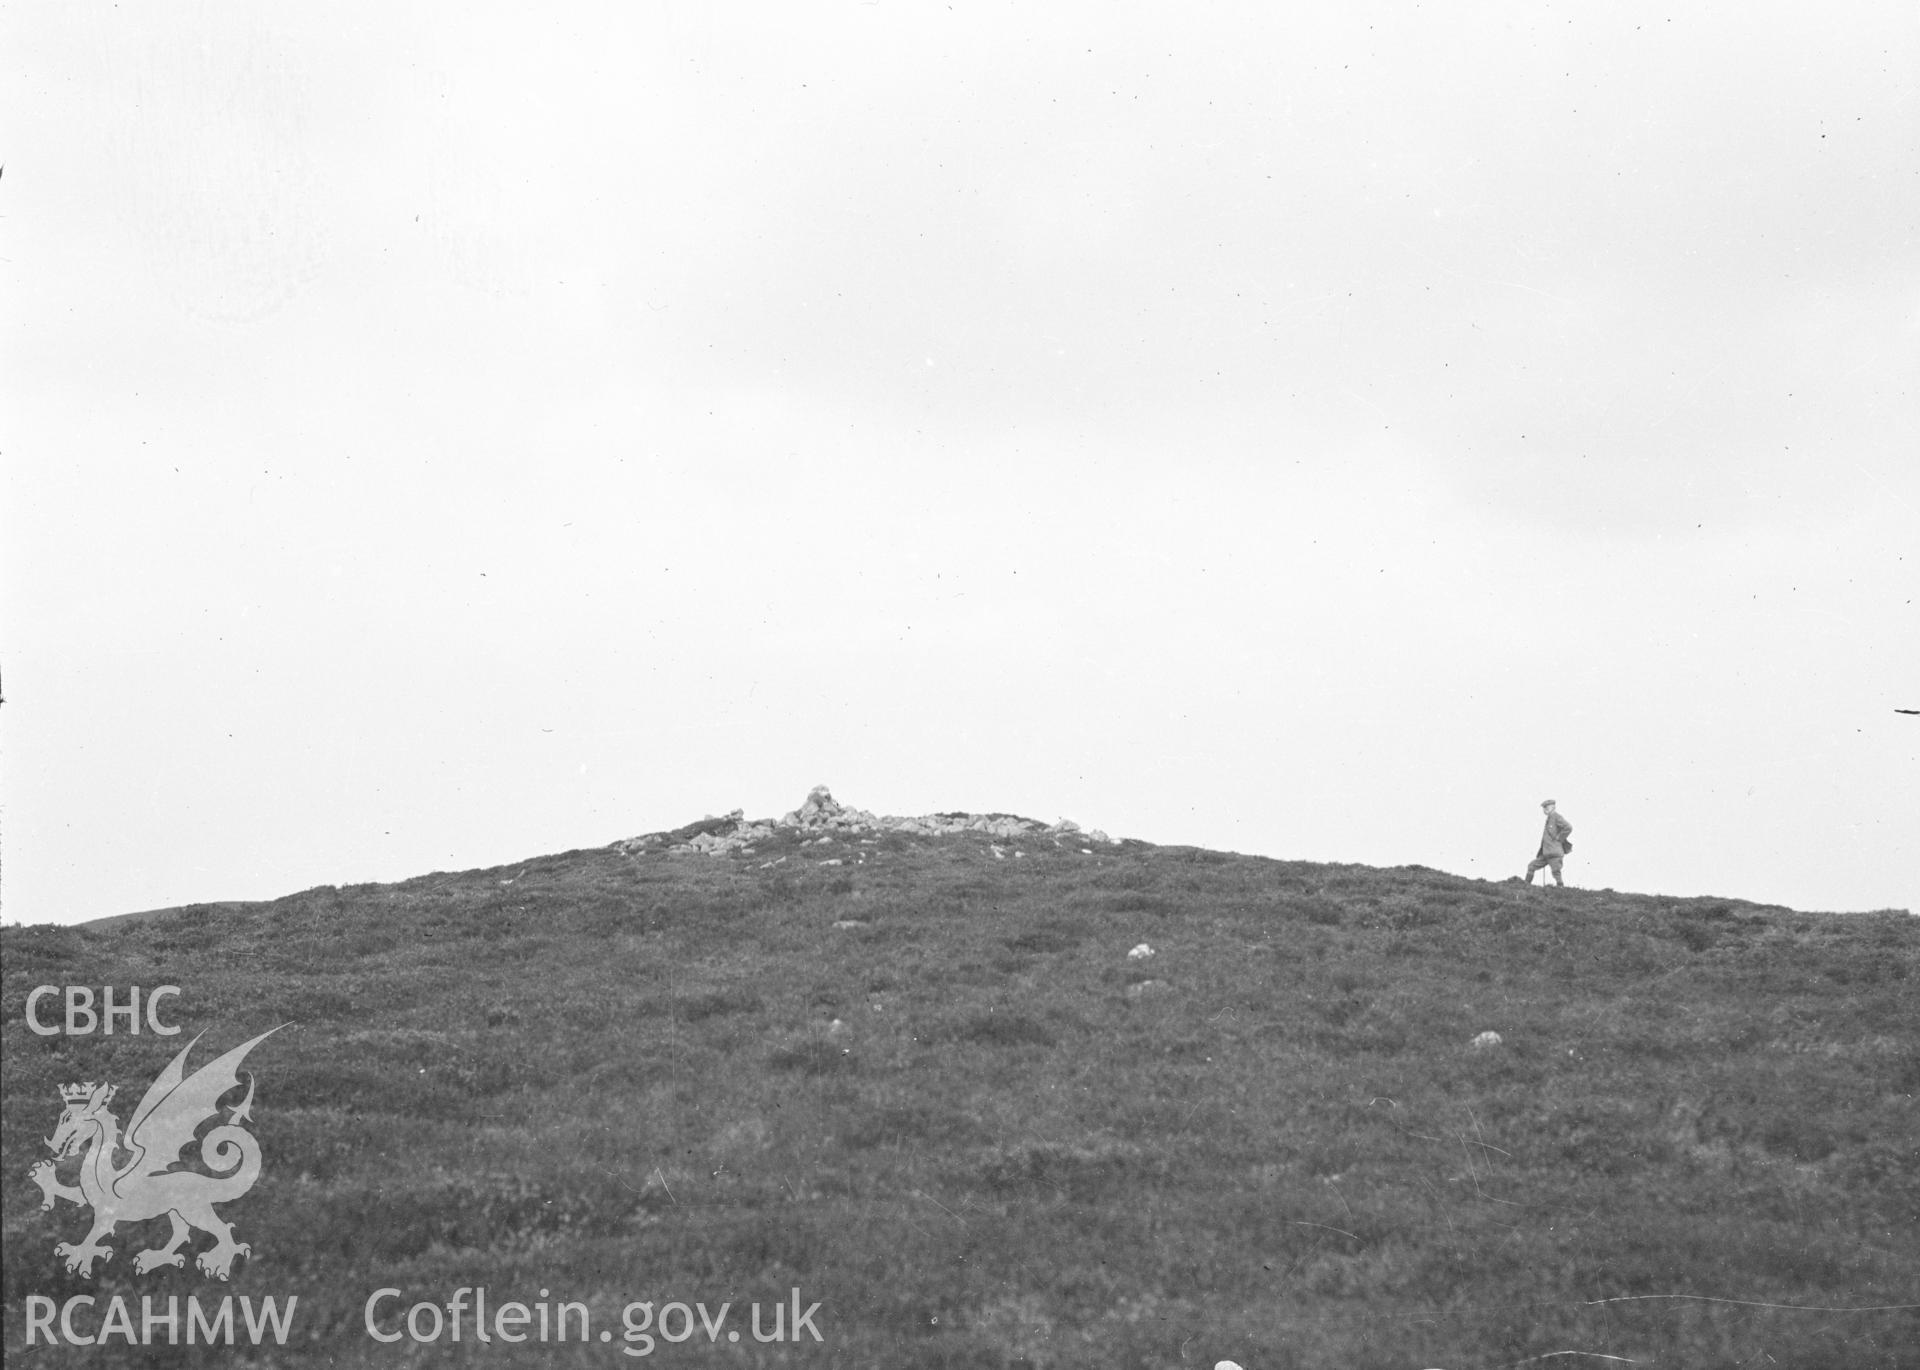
[59, 1082, 106, 1104]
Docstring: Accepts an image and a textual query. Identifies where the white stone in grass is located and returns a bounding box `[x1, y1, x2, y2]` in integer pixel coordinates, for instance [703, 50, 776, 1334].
[1216, 1362, 1245, 1370]
[1127, 943, 1155, 960]
[1471, 1031, 1503, 1049]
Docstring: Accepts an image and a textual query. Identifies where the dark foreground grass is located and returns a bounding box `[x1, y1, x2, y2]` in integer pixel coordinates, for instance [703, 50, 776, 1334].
[3, 828, 1916, 1368]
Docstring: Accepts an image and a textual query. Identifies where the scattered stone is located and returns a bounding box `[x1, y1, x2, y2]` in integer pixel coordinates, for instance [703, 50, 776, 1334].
[1127, 943, 1155, 960]
[1126, 979, 1169, 997]
[617, 785, 1123, 858]
[831, 919, 869, 929]
[991, 845, 1006, 859]
[1471, 1031, 1503, 1049]
[819, 858, 843, 867]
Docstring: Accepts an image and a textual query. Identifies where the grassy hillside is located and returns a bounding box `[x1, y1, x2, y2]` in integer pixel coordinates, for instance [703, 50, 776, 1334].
[4, 819, 1916, 1368]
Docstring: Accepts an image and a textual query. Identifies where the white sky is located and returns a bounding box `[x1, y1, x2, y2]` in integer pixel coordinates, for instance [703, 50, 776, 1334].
[3, 1, 1915, 925]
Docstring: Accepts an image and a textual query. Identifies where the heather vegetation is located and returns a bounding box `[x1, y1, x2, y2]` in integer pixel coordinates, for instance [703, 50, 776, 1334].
[4, 822, 1916, 1367]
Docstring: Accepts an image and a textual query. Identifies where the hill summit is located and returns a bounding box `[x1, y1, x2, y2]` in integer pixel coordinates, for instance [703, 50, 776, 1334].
[4, 791, 1915, 1367]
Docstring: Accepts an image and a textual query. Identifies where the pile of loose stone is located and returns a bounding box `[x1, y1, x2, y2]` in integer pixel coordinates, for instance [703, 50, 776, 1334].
[618, 785, 1117, 858]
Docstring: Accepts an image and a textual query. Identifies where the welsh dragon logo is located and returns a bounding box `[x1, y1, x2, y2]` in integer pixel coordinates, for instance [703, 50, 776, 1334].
[28, 1027, 283, 1280]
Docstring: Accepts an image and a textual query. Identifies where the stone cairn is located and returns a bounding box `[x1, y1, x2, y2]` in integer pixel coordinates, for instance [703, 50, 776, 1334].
[618, 785, 1117, 858]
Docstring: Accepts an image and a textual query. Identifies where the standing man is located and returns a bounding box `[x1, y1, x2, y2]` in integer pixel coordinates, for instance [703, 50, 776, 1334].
[1526, 799, 1573, 886]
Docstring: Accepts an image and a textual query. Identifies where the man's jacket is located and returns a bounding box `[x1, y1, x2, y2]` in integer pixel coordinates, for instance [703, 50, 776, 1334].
[1539, 811, 1573, 858]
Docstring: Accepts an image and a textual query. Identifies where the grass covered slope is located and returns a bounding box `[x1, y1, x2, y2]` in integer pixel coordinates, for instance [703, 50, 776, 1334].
[4, 821, 1917, 1368]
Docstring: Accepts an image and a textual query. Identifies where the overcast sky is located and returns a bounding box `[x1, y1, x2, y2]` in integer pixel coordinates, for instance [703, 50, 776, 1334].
[3, 0, 1915, 925]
